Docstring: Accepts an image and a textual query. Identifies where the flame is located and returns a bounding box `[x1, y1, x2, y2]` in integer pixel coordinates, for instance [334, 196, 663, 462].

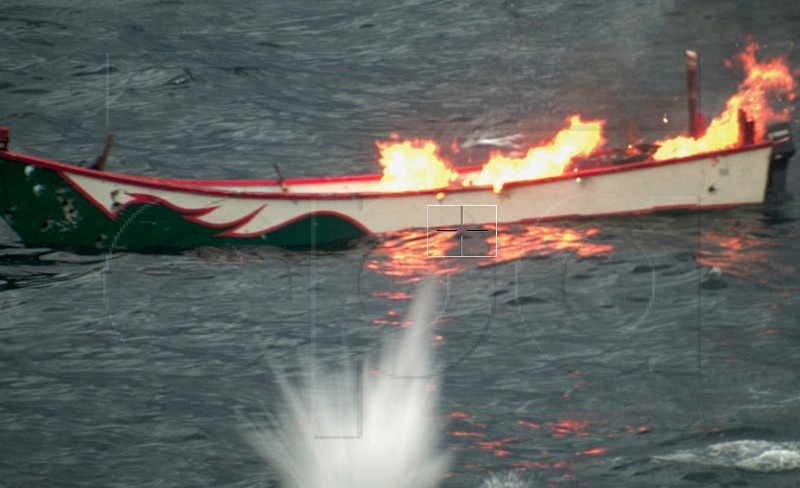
[654, 41, 796, 160]
[470, 115, 607, 192]
[374, 41, 795, 192]
[376, 137, 457, 191]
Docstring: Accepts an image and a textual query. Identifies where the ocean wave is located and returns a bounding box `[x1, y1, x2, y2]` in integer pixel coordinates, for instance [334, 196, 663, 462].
[655, 440, 800, 473]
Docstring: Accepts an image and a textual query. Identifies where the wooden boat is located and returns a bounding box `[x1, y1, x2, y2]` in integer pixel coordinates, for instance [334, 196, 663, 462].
[0, 123, 793, 252]
[0, 120, 794, 251]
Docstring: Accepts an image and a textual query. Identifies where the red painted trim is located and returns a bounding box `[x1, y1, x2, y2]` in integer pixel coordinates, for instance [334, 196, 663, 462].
[123, 192, 227, 228]
[2, 150, 383, 187]
[125, 192, 218, 215]
[57, 169, 367, 237]
[61, 171, 243, 222]
[121, 193, 268, 232]
[217, 210, 372, 238]
[58, 170, 120, 220]
[502, 144, 772, 191]
[185, 203, 265, 230]
[2, 141, 773, 201]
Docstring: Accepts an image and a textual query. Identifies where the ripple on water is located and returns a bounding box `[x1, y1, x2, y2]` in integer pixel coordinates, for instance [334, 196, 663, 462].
[655, 440, 800, 473]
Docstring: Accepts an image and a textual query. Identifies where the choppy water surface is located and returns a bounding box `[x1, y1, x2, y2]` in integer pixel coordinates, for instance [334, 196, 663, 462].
[2, 1, 800, 486]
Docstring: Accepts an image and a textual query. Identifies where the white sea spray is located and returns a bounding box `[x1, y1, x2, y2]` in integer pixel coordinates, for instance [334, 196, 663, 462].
[655, 440, 800, 473]
[248, 281, 451, 488]
[481, 471, 531, 488]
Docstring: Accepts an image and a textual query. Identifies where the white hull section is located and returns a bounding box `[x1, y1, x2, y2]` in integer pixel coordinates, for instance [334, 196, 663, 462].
[63, 145, 772, 237]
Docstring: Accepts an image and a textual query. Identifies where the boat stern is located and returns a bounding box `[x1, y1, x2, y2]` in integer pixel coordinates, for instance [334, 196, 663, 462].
[765, 122, 795, 202]
[0, 126, 12, 225]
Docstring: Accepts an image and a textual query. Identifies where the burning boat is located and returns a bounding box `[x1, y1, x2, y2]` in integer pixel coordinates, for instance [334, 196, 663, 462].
[0, 43, 795, 252]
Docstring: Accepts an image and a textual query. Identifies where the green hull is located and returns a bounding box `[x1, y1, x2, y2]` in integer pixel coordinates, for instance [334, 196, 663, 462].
[0, 152, 368, 252]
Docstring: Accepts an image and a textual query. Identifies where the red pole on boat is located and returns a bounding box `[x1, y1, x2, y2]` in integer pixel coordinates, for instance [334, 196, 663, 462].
[0, 126, 9, 151]
[686, 50, 701, 139]
[738, 109, 755, 145]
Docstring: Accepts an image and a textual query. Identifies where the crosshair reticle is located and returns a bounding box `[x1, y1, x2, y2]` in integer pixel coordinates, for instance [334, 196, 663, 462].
[426, 204, 498, 258]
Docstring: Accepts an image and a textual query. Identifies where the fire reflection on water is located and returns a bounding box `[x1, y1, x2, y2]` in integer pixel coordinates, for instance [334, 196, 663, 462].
[362, 223, 614, 325]
[364, 224, 614, 281]
[359, 217, 789, 480]
[485, 225, 614, 266]
[445, 408, 649, 482]
[698, 227, 793, 281]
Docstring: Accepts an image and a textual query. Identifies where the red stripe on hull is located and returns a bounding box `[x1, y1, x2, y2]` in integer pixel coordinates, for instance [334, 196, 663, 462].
[217, 210, 373, 238]
[3, 142, 774, 200]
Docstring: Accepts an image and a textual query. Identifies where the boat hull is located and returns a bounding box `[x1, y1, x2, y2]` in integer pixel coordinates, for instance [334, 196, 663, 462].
[0, 143, 774, 252]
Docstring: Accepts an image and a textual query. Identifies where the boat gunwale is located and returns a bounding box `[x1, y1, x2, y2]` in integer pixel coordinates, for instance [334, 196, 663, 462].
[0, 141, 774, 201]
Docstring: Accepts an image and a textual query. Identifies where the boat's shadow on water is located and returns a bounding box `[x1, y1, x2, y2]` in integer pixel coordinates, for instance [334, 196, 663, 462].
[0, 244, 107, 291]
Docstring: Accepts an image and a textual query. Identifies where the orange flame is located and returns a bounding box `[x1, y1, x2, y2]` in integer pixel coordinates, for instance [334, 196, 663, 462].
[653, 41, 796, 160]
[470, 115, 606, 192]
[375, 41, 795, 191]
[376, 138, 457, 191]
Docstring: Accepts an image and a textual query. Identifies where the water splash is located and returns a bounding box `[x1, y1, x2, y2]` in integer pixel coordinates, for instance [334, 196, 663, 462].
[248, 281, 451, 488]
[481, 471, 531, 488]
[655, 440, 800, 473]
